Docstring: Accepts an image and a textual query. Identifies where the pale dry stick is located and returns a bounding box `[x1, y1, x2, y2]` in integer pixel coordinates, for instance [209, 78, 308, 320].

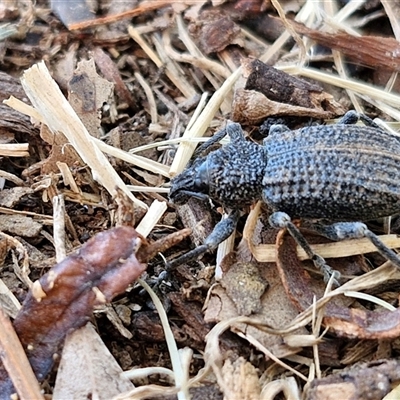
[128, 136, 228, 155]
[128, 25, 196, 99]
[4, 64, 147, 210]
[0, 279, 20, 320]
[261, 377, 301, 400]
[283, 262, 400, 335]
[152, 32, 197, 88]
[203, 315, 308, 396]
[240, 26, 270, 49]
[0, 307, 45, 400]
[333, 0, 367, 23]
[52, 194, 66, 262]
[0, 170, 24, 186]
[127, 185, 169, 194]
[356, 94, 400, 124]
[138, 280, 189, 400]
[0, 143, 29, 157]
[344, 291, 396, 311]
[135, 199, 167, 238]
[237, 332, 308, 382]
[215, 214, 235, 281]
[251, 235, 400, 263]
[134, 199, 189, 400]
[0, 206, 53, 224]
[57, 161, 81, 194]
[134, 71, 158, 124]
[378, 0, 400, 40]
[241, 202, 400, 262]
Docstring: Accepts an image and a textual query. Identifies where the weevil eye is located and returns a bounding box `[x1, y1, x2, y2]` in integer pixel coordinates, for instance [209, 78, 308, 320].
[193, 161, 210, 194]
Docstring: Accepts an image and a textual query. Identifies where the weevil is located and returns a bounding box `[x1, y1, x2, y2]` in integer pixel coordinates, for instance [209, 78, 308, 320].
[168, 111, 400, 283]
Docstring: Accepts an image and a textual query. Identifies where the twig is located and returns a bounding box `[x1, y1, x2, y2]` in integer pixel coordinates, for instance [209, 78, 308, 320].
[0, 307, 44, 400]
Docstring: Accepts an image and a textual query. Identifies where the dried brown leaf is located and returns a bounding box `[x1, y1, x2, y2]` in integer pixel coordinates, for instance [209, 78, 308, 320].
[276, 231, 400, 340]
[232, 59, 345, 124]
[53, 323, 134, 399]
[0, 226, 190, 396]
[68, 58, 114, 138]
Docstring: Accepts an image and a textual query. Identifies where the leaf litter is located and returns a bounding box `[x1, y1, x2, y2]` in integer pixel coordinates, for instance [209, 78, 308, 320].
[1, 1, 400, 399]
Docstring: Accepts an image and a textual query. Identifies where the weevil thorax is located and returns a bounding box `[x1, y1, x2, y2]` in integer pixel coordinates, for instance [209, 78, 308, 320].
[170, 123, 268, 208]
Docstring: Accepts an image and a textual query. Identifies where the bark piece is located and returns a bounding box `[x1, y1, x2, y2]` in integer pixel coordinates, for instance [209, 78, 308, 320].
[305, 359, 400, 400]
[291, 20, 400, 73]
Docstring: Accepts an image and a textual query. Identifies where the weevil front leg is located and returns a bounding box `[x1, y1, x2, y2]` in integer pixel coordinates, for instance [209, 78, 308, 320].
[269, 212, 340, 285]
[164, 209, 240, 273]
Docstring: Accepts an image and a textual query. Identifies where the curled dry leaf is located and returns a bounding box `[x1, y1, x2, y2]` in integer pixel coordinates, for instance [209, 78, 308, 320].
[276, 231, 400, 340]
[232, 58, 345, 124]
[0, 226, 191, 396]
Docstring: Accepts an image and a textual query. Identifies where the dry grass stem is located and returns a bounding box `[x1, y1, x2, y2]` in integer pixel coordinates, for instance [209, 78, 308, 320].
[169, 67, 242, 176]
[134, 72, 158, 124]
[128, 25, 196, 99]
[282, 66, 400, 110]
[93, 138, 170, 177]
[52, 194, 66, 263]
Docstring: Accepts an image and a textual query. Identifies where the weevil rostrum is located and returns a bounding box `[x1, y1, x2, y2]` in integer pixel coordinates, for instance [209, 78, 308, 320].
[168, 111, 400, 283]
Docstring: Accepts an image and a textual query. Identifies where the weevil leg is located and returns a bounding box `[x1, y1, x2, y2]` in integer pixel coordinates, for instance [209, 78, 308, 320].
[338, 110, 381, 129]
[192, 122, 246, 160]
[192, 125, 229, 160]
[305, 221, 400, 270]
[156, 210, 241, 287]
[269, 212, 340, 285]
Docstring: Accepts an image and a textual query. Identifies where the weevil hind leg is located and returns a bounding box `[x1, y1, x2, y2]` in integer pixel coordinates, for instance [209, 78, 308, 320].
[269, 212, 341, 285]
[307, 220, 400, 270]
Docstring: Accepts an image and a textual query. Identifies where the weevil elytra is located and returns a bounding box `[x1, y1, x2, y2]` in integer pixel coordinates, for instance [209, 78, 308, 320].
[168, 111, 400, 282]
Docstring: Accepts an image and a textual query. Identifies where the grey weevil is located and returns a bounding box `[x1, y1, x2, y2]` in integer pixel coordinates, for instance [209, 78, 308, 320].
[168, 111, 400, 283]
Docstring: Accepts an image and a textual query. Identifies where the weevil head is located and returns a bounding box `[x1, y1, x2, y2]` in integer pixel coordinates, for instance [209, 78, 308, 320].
[169, 156, 211, 205]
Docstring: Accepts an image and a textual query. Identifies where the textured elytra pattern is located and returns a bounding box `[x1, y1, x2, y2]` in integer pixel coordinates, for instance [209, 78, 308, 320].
[263, 124, 400, 220]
